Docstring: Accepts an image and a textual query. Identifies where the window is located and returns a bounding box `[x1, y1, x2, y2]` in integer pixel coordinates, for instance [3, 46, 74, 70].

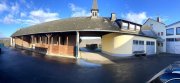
[129, 24, 135, 30]
[133, 40, 138, 45]
[139, 41, 144, 45]
[133, 40, 144, 45]
[146, 41, 151, 45]
[161, 43, 163, 47]
[136, 26, 141, 31]
[161, 32, 163, 36]
[166, 28, 174, 36]
[151, 42, 155, 45]
[166, 38, 175, 42]
[175, 38, 180, 42]
[176, 27, 180, 35]
[146, 41, 155, 45]
[122, 22, 128, 30]
[158, 32, 160, 36]
[158, 42, 160, 46]
[150, 24, 153, 27]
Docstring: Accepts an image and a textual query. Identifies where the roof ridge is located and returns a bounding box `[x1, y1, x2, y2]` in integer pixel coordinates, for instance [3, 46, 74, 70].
[144, 18, 166, 25]
[166, 21, 180, 27]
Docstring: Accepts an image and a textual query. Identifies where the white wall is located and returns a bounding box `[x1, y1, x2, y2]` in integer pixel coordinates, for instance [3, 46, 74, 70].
[166, 23, 180, 38]
[143, 19, 166, 53]
[166, 22, 180, 54]
[102, 33, 156, 57]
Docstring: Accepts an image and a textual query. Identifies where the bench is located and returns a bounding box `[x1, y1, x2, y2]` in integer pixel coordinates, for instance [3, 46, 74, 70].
[133, 51, 146, 57]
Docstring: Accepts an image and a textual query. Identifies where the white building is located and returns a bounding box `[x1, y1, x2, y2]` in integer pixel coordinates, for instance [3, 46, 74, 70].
[166, 21, 180, 54]
[142, 18, 166, 53]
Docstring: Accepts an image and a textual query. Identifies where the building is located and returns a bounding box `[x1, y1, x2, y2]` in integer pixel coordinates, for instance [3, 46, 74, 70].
[0, 38, 11, 47]
[166, 21, 180, 54]
[11, 0, 157, 58]
[142, 18, 166, 53]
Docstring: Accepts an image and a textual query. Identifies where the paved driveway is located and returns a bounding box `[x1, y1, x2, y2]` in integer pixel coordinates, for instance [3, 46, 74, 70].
[0, 47, 180, 83]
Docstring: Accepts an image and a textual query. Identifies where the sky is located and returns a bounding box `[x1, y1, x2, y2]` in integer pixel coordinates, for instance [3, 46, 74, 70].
[0, 0, 180, 38]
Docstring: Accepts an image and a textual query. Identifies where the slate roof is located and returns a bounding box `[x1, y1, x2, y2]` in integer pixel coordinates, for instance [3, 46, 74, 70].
[142, 30, 157, 38]
[11, 17, 120, 37]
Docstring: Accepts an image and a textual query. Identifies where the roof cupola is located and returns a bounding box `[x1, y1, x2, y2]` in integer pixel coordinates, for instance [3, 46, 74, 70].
[91, 0, 99, 18]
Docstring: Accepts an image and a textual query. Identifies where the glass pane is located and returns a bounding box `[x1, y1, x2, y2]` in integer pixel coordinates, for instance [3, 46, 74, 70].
[122, 22, 128, 30]
[176, 27, 180, 35]
[129, 24, 135, 30]
[166, 28, 174, 35]
[136, 26, 141, 30]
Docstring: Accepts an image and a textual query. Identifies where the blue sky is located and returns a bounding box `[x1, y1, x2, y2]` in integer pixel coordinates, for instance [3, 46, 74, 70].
[0, 0, 180, 37]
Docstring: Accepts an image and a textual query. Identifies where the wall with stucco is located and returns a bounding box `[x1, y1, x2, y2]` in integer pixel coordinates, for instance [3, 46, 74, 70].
[102, 33, 156, 57]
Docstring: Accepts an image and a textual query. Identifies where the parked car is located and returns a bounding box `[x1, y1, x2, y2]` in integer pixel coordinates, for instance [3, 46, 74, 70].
[148, 61, 180, 83]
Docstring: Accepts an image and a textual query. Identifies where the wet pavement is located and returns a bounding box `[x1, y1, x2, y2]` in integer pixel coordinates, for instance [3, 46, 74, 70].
[0, 47, 180, 83]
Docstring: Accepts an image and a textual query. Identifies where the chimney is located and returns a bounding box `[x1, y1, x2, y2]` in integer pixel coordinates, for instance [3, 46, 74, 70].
[111, 13, 116, 22]
[157, 17, 161, 22]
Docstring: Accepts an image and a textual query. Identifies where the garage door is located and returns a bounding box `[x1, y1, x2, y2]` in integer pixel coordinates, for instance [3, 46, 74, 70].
[175, 45, 180, 54]
[166, 42, 175, 54]
[174, 42, 180, 54]
[146, 41, 155, 55]
[132, 40, 144, 52]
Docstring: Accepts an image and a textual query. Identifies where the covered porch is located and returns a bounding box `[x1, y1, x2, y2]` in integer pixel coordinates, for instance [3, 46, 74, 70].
[12, 31, 112, 59]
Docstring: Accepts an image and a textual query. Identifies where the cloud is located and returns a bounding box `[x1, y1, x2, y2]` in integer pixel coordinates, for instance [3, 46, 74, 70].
[0, 2, 8, 13]
[11, 2, 19, 14]
[69, 3, 91, 17]
[28, 9, 60, 24]
[122, 12, 148, 24]
[1, 14, 18, 24]
[20, 12, 26, 17]
[1, 9, 60, 25]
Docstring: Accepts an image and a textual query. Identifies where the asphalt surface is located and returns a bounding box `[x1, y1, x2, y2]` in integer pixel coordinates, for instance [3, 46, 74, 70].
[0, 47, 180, 83]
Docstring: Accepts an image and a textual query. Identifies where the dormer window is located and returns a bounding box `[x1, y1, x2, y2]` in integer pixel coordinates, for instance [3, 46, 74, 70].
[122, 22, 128, 30]
[129, 24, 135, 30]
[136, 26, 141, 31]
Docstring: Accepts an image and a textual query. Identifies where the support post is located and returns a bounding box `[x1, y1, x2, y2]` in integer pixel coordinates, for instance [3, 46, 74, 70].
[66, 36, 69, 46]
[31, 35, 35, 49]
[31, 35, 34, 44]
[14, 37, 17, 48]
[35, 36, 37, 44]
[40, 36, 42, 44]
[128, 23, 130, 29]
[76, 31, 80, 59]
[59, 36, 61, 55]
[51, 36, 53, 45]
[21, 36, 24, 48]
[46, 34, 52, 55]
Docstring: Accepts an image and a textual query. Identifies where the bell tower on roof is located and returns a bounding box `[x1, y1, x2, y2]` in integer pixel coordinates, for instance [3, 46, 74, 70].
[91, 0, 99, 18]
